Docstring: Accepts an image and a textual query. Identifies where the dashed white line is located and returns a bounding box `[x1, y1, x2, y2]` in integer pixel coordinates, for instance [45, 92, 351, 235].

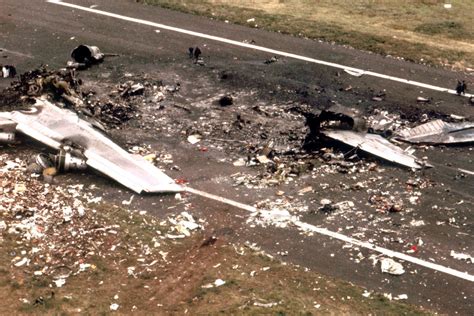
[186, 187, 473, 283]
[47, 0, 472, 98]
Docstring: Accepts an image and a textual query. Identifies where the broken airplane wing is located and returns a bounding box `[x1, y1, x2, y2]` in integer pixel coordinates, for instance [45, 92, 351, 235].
[321, 130, 426, 169]
[0, 98, 182, 194]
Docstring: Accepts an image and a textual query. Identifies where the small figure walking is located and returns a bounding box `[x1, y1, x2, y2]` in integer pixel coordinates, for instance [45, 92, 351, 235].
[461, 80, 467, 95]
[456, 80, 467, 95]
[188, 46, 201, 63]
[193, 46, 202, 62]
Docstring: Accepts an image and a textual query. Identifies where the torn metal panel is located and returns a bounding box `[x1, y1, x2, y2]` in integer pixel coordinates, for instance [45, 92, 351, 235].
[396, 119, 474, 144]
[0, 98, 182, 193]
[321, 130, 425, 169]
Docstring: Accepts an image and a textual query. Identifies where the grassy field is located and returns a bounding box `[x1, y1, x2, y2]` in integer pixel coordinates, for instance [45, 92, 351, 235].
[140, 0, 473, 70]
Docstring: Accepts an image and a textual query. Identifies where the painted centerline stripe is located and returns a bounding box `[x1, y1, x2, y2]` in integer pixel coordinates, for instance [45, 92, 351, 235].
[47, 0, 472, 98]
[185, 187, 473, 283]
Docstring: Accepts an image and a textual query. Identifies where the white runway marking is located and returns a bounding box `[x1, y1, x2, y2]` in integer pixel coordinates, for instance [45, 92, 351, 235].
[185, 187, 474, 283]
[47, 0, 472, 98]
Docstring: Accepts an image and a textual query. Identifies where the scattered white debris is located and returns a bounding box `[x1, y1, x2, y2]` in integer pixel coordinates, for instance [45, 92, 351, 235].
[214, 279, 226, 287]
[201, 279, 226, 289]
[254, 301, 278, 308]
[380, 258, 405, 275]
[416, 96, 430, 103]
[320, 198, 332, 205]
[256, 155, 271, 164]
[233, 158, 246, 166]
[53, 278, 66, 288]
[79, 263, 91, 272]
[450, 114, 464, 121]
[110, 303, 119, 311]
[122, 195, 134, 205]
[167, 212, 201, 238]
[14, 257, 28, 267]
[187, 134, 201, 144]
[298, 186, 313, 195]
[383, 293, 392, 300]
[410, 219, 425, 227]
[62, 206, 73, 222]
[248, 209, 295, 228]
[395, 294, 408, 300]
[450, 251, 473, 263]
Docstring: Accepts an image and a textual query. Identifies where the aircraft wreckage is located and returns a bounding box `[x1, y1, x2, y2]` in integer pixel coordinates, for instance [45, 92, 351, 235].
[304, 105, 429, 169]
[0, 98, 182, 194]
[396, 119, 474, 144]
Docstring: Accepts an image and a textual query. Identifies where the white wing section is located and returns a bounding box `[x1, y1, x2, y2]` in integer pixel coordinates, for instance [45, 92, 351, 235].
[2, 98, 182, 193]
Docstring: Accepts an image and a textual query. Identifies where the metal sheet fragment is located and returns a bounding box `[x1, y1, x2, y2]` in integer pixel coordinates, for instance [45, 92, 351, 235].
[321, 130, 425, 169]
[396, 119, 474, 144]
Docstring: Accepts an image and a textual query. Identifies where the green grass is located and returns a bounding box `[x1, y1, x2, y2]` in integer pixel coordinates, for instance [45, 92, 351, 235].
[139, 0, 473, 69]
[414, 21, 467, 39]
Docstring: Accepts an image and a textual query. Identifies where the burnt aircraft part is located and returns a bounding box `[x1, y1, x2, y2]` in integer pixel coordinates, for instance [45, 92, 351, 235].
[2, 65, 17, 78]
[396, 119, 474, 144]
[0, 98, 182, 193]
[321, 130, 425, 169]
[71, 45, 104, 64]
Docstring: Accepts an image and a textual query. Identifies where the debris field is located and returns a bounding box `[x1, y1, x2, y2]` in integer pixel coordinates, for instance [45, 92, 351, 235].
[1, 41, 473, 314]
